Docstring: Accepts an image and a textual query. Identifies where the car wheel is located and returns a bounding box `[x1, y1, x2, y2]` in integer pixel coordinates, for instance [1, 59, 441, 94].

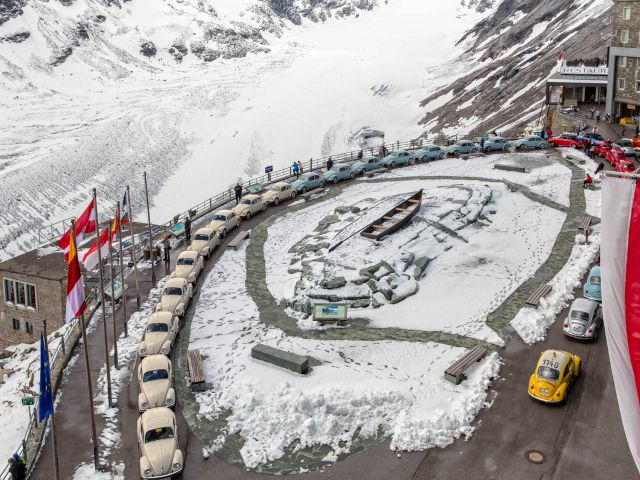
[221, 228, 227, 238]
[291, 191, 297, 199]
[349, 172, 355, 179]
[438, 152, 445, 159]
[261, 203, 267, 211]
[484, 146, 491, 153]
[319, 181, 325, 188]
[391, 161, 396, 167]
[302, 186, 307, 193]
[549, 141, 556, 147]
[245, 211, 251, 220]
[571, 143, 577, 149]
[503, 145, 509, 152]
[359, 169, 365, 175]
[332, 177, 338, 184]
[516, 144, 522, 150]
[421, 155, 428, 162]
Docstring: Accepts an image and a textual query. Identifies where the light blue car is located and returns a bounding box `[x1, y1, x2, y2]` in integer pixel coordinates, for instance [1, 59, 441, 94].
[414, 144, 445, 161]
[482, 136, 512, 152]
[514, 135, 547, 150]
[583, 265, 601, 302]
[447, 140, 479, 156]
[381, 150, 414, 168]
[323, 164, 354, 184]
[292, 172, 325, 193]
[352, 155, 382, 175]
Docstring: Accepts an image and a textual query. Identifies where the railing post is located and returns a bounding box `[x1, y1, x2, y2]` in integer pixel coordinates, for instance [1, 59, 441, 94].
[22, 439, 28, 463]
[310, 158, 313, 171]
[60, 333, 65, 355]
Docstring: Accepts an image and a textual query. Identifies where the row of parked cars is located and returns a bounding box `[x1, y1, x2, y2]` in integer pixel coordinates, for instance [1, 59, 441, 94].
[528, 266, 602, 404]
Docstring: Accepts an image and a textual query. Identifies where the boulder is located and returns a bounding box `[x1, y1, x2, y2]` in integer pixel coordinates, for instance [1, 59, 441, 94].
[140, 41, 157, 57]
[390, 281, 419, 304]
[366, 279, 378, 293]
[321, 277, 347, 289]
[349, 298, 371, 308]
[371, 292, 386, 308]
[414, 256, 430, 280]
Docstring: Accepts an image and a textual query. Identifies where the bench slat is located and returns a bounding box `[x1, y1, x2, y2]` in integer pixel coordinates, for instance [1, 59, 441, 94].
[525, 283, 552, 306]
[228, 230, 250, 249]
[444, 346, 488, 385]
[188, 349, 206, 391]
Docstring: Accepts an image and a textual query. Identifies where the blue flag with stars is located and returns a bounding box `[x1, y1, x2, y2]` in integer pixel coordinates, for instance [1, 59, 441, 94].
[38, 333, 53, 422]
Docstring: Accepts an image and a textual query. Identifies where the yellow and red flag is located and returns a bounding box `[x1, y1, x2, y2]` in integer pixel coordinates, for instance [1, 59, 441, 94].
[65, 227, 87, 323]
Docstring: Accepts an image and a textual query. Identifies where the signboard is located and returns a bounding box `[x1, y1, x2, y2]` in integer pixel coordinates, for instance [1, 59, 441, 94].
[104, 279, 128, 301]
[558, 65, 608, 75]
[265, 165, 273, 174]
[21, 397, 35, 406]
[313, 303, 348, 323]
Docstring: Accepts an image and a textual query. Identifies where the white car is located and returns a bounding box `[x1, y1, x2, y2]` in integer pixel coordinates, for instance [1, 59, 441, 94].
[208, 209, 240, 237]
[138, 354, 175, 412]
[262, 182, 297, 206]
[563, 298, 602, 340]
[189, 227, 220, 259]
[155, 277, 193, 318]
[138, 311, 179, 357]
[137, 407, 183, 479]
[171, 250, 203, 285]
[232, 194, 267, 220]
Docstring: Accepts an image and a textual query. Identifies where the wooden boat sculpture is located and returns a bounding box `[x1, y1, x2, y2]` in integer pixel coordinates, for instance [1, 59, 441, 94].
[361, 189, 423, 240]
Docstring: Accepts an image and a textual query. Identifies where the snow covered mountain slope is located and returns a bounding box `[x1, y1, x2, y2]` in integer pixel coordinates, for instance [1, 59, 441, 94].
[419, 0, 613, 136]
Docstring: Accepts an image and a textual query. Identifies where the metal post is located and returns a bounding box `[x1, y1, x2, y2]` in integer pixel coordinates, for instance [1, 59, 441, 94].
[143, 172, 156, 285]
[92, 189, 113, 408]
[42, 319, 60, 480]
[107, 220, 119, 369]
[126, 186, 141, 309]
[116, 201, 128, 338]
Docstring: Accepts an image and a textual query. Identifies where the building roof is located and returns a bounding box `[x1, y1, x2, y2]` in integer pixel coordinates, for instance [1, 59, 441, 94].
[547, 72, 608, 86]
[0, 247, 67, 282]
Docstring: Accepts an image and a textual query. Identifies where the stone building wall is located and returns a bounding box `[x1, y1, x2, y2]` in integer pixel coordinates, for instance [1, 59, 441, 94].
[612, 0, 640, 107]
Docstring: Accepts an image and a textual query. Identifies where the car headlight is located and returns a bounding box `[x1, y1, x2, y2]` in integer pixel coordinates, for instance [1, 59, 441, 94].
[161, 347, 170, 355]
[144, 467, 152, 475]
[166, 396, 175, 406]
[188, 272, 196, 283]
[173, 462, 182, 471]
[139, 346, 147, 356]
[140, 401, 149, 410]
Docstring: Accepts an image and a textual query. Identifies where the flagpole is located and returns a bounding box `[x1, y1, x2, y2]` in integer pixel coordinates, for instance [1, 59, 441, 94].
[143, 172, 156, 285]
[71, 220, 100, 469]
[41, 319, 60, 480]
[92, 188, 113, 408]
[108, 218, 119, 369]
[116, 201, 129, 337]
[126, 185, 141, 310]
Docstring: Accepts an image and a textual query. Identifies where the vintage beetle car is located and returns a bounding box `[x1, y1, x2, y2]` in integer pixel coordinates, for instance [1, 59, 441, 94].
[155, 277, 192, 318]
[583, 265, 602, 302]
[323, 164, 354, 183]
[606, 148, 626, 166]
[447, 140, 479, 155]
[612, 138, 637, 158]
[262, 181, 297, 205]
[593, 142, 612, 157]
[482, 136, 512, 152]
[138, 354, 175, 412]
[563, 298, 602, 340]
[138, 311, 179, 357]
[579, 131, 606, 145]
[189, 227, 219, 259]
[137, 407, 183, 479]
[380, 150, 414, 168]
[208, 209, 240, 237]
[232, 194, 267, 220]
[528, 350, 581, 403]
[616, 159, 636, 173]
[414, 144, 445, 160]
[171, 250, 203, 285]
[514, 135, 547, 150]
[292, 172, 325, 193]
[352, 155, 382, 174]
[548, 133, 582, 148]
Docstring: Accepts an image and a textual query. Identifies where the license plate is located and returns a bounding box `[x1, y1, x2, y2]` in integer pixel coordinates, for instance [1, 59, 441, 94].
[540, 388, 549, 394]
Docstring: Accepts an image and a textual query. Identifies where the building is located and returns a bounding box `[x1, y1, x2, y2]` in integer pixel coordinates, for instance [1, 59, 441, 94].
[606, 0, 640, 122]
[546, 59, 608, 107]
[0, 248, 67, 349]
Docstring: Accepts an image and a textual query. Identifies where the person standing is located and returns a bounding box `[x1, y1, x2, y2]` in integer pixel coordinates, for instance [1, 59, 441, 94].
[584, 138, 591, 158]
[480, 137, 485, 151]
[357, 150, 364, 159]
[292, 161, 299, 178]
[297, 160, 304, 174]
[162, 237, 171, 266]
[590, 106, 595, 119]
[621, 125, 626, 137]
[595, 110, 601, 123]
[326, 157, 334, 171]
[546, 128, 552, 139]
[592, 125, 598, 133]
[8, 456, 26, 480]
[635, 123, 639, 137]
[234, 183, 243, 204]
[184, 216, 191, 243]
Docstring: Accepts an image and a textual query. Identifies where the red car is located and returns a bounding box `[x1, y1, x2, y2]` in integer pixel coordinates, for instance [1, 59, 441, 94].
[616, 159, 636, 173]
[548, 133, 582, 148]
[593, 142, 611, 157]
[606, 149, 626, 166]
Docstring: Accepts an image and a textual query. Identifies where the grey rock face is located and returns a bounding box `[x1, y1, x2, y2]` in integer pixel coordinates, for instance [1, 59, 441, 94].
[0, 31, 29, 42]
[321, 277, 347, 289]
[140, 41, 157, 57]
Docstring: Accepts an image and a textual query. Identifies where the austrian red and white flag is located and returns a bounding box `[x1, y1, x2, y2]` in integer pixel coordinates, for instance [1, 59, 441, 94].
[58, 198, 97, 259]
[601, 175, 640, 473]
[65, 227, 87, 323]
[81, 226, 111, 271]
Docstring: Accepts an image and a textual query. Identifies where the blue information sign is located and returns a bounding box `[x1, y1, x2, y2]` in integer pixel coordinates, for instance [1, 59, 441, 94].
[265, 165, 273, 174]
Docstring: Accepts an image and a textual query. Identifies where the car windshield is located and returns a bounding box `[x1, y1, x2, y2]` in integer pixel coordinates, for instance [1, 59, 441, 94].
[589, 133, 604, 140]
[177, 257, 194, 266]
[240, 199, 252, 205]
[143, 369, 169, 382]
[212, 215, 227, 221]
[193, 234, 208, 241]
[591, 275, 601, 285]
[163, 287, 182, 296]
[147, 323, 169, 333]
[618, 140, 632, 147]
[144, 427, 174, 443]
[570, 310, 590, 321]
[537, 366, 560, 381]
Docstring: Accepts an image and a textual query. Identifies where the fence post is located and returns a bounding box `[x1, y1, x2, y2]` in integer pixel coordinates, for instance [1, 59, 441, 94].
[22, 439, 28, 463]
[60, 333, 65, 355]
[397, 140, 400, 150]
[310, 158, 313, 171]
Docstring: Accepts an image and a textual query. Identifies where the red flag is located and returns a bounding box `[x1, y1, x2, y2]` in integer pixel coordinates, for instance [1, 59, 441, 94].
[82, 211, 119, 270]
[557, 50, 564, 62]
[58, 198, 97, 259]
[65, 226, 86, 322]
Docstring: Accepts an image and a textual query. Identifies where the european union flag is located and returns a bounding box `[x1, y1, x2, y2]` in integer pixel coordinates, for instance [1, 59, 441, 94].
[38, 333, 54, 423]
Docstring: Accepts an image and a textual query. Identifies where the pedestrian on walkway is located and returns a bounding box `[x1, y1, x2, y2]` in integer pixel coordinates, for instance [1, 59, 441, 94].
[480, 137, 485, 150]
[292, 161, 299, 178]
[575, 125, 581, 135]
[184, 216, 191, 243]
[635, 123, 639, 137]
[162, 236, 171, 266]
[584, 138, 591, 158]
[7, 456, 26, 480]
[592, 125, 598, 133]
[596, 110, 601, 123]
[234, 183, 243, 204]
[621, 125, 626, 137]
[546, 128, 552, 138]
[590, 106, 595, 119]
[297, 160, 304, 174]
[326, 157, 334, 171]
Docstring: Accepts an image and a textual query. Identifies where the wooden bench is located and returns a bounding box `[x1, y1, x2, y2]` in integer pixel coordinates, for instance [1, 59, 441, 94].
[579, 215, 592, 233]
[444, 346, 488, 385]
[227, 230, 250, 250]
[251, 344, 310, 374]
[365, 168, 388, 178]
[187, 349, 206, 392]
[525, 283, 552, 307]
[494, 164, 528, 173]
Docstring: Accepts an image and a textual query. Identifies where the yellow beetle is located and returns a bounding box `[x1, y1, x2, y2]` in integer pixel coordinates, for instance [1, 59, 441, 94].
[528, 350, 581, 403]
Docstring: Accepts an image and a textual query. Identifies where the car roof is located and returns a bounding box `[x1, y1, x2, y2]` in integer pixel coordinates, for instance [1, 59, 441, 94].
[194, 227, 214, 235]
[539, 349, 572, 367]
[362, 155, 378, 161]
[334, 163, 348, 168]
[589, 265, 601, 276]
[571, 298, 598, 314]
[420, 143, 439, 148]
[272, 181, 289, 188]
[140, 354, 171, 371]
[164, 277, 186, 289]
[148, 311, 173, 324]
[243, 194, 261, 200]
[141, 407, 175, 430]
[216, 209, 233, 215]
[491, 136, 506, 141]
[178, 250, 199, 260]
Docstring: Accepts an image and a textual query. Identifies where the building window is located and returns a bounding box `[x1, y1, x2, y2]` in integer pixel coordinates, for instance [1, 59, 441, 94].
[16, 282, 26, 306]
[619, 78, 626, 90]
[12, 318, 20, 330]
[636, 81, 640, 93]
[25, 322, 33, 335]
[622, 30, 629, 44]
[26, 284, 36, 309]
[621, 56, 628, 67]
[3, 279, 14, 303]
[623, 6, 631, 20]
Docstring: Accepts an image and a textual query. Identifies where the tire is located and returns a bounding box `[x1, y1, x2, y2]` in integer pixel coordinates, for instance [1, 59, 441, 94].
[245, 211, 251, 220]
[516, 145, 522, 150]
[422, 155, 428, 162]
[549, 141, 556, 147]
[274, 197, 280, 206]
[332, 177, 338, 184]
[349, 172, 355, 179]
[571, 143, 577, 149]
[359, 169, 365, 175]
[319, 181, 325, 188]
[291, 191, 297, 199]
[503, 145, 509, 152]
[471, 148, 478, 153]
[221, 228, 227, 238]
[485, 147, 491, 153]
[391, 161, 396, 168]
[261, 203, 267, 211]
[439, 152, 445, 159]
[302, 186, 308, 193]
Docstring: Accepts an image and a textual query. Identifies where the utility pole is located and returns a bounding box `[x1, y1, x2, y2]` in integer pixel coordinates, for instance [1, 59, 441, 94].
[126, 186, 141, 309]
[107, 218, 119, 369]
[143, 172, 156, 285]
[116, 201, 129, 337]
[41, 319, 60, 480]
[92, 188, 113, 408]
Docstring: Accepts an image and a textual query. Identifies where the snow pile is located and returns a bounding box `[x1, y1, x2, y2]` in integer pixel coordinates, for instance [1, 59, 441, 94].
[511, 231, 601, 344]
[190, 244, 500, 468]
[560, 148, 602, 218]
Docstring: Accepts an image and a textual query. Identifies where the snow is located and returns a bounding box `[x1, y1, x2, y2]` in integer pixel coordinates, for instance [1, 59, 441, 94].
[511, 230, 601, 344]
[190, 244, 501, 468]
